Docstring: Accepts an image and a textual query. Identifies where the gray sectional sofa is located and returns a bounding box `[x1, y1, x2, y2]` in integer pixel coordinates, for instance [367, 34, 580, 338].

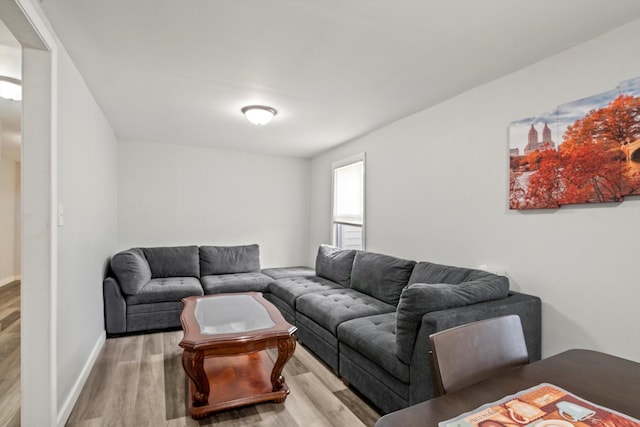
[103, 244, 274, 334]
[103, 243, 542, 414]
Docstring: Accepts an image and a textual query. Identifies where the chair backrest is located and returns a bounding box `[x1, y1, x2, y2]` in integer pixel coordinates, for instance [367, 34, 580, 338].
[429, 315, 529, 396]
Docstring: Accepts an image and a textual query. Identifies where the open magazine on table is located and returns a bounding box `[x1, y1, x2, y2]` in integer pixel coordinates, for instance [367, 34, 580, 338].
[439, 383, 639, 427]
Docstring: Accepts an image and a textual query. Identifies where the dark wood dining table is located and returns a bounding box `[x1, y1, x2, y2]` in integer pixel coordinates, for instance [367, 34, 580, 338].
[375, 349, 640, 427]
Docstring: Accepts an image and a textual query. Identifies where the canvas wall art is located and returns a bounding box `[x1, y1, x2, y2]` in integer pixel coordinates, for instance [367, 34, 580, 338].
[509, 77, 640, 210]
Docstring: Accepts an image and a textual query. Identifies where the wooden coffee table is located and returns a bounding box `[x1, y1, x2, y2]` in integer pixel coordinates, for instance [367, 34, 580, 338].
[179, 292, 297, 419]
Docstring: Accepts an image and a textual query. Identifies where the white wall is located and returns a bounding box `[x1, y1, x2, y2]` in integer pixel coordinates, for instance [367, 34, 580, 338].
[55, 48, 118, 415]
[118, 139, 310, 268]
[0, 154, 20, 285]
[310, 19, 640, 362]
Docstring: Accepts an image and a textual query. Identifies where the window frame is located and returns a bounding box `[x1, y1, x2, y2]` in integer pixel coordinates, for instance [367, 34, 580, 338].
[331, 152, 365, 250]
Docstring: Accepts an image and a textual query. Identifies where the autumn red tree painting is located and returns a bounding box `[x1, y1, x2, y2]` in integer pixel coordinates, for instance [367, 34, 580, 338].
[509, 78, 640, 210]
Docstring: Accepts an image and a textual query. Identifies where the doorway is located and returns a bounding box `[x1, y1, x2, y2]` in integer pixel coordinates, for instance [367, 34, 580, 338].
[0, 0, 56, 425]
[0, 16, 22, 427]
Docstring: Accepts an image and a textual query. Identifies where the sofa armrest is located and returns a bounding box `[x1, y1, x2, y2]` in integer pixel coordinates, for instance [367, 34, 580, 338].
[408, 291, 541, 405]
[103, 277, 127, 335]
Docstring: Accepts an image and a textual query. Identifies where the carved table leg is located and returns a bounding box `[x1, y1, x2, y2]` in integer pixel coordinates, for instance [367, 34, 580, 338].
[271, 336, 296, 402]
[182, 350, 209, 406]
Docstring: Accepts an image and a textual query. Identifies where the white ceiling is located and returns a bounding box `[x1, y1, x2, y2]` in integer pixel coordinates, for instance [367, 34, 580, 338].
[29, 1, 640, 158]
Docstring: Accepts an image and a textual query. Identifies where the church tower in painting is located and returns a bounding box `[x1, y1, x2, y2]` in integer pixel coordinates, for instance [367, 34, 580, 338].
[528, 124, 538, 146]
[542, 123, 553, 144]
[524, 123, 556, 154]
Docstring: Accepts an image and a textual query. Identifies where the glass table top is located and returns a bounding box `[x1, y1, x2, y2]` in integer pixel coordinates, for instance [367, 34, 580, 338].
[194, 294, 275, 335]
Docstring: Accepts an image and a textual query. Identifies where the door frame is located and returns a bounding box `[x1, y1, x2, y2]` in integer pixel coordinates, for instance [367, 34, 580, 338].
[0, 0, 57, 425]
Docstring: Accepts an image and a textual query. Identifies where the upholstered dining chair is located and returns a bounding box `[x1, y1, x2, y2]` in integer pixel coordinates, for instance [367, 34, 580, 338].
[429, 315, 529, 396]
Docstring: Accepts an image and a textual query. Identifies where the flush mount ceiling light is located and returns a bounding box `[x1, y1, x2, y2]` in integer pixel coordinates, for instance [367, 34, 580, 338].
[241, 105, 277, 126]
[0, 76, 22, 101]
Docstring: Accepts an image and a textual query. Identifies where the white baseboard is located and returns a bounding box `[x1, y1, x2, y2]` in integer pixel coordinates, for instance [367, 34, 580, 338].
[0, 275, 21, 288]
[57, 331, 106, 427]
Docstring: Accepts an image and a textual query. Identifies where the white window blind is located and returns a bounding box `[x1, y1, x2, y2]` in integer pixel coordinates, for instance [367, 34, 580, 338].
[334, 161, 363, 225]
[332, 154, 364, 250]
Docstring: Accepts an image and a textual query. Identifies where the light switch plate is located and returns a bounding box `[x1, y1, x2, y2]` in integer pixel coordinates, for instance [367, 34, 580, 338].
[58, 204, 64, 227]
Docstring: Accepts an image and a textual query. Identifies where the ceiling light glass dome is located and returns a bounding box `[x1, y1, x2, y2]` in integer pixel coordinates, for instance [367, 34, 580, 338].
[241, 105, 277, 126]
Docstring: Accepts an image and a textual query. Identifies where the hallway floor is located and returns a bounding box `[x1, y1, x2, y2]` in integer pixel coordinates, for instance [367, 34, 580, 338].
[0, 280, 20, 427]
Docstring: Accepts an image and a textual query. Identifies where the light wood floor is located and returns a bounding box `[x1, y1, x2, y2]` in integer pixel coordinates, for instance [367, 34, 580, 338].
[0, 280, 21, 427]
[66, 330, 381, 426]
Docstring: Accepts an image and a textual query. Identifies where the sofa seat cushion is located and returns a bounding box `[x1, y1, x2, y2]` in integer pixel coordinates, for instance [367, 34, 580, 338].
[199, 244, 261, 276]
[395, 278, 509, 363]
[143, 246, 200, 278]
[350, 251, 416, 306]
[315, 244, 356, 287]
[269, 276, 344, 308]
[296, 313, 341, 371]
[261, 266, 315, 280]
[127, 301, 183, 314]
[338, 313, 409, 383]
[339, 343, 410, 413]
[125, 277, 203, 305]
[264, 294, 295, 325]
[200, 272, 273, 294]
[296, 288, 396, 334]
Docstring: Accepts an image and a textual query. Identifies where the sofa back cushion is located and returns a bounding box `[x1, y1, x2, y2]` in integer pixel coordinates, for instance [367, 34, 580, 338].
[110, 248, 152, 295]
[408, 261, 496, 285]
[350, 251, 415, 306]
[143, 246, 200, 278]
[199, 244, 261, 276]
[395, 275, 510, 363]
[315, 244, 356, 287]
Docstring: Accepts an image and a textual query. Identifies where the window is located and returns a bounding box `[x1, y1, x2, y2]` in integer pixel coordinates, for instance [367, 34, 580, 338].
[332, 153, 365, 250]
